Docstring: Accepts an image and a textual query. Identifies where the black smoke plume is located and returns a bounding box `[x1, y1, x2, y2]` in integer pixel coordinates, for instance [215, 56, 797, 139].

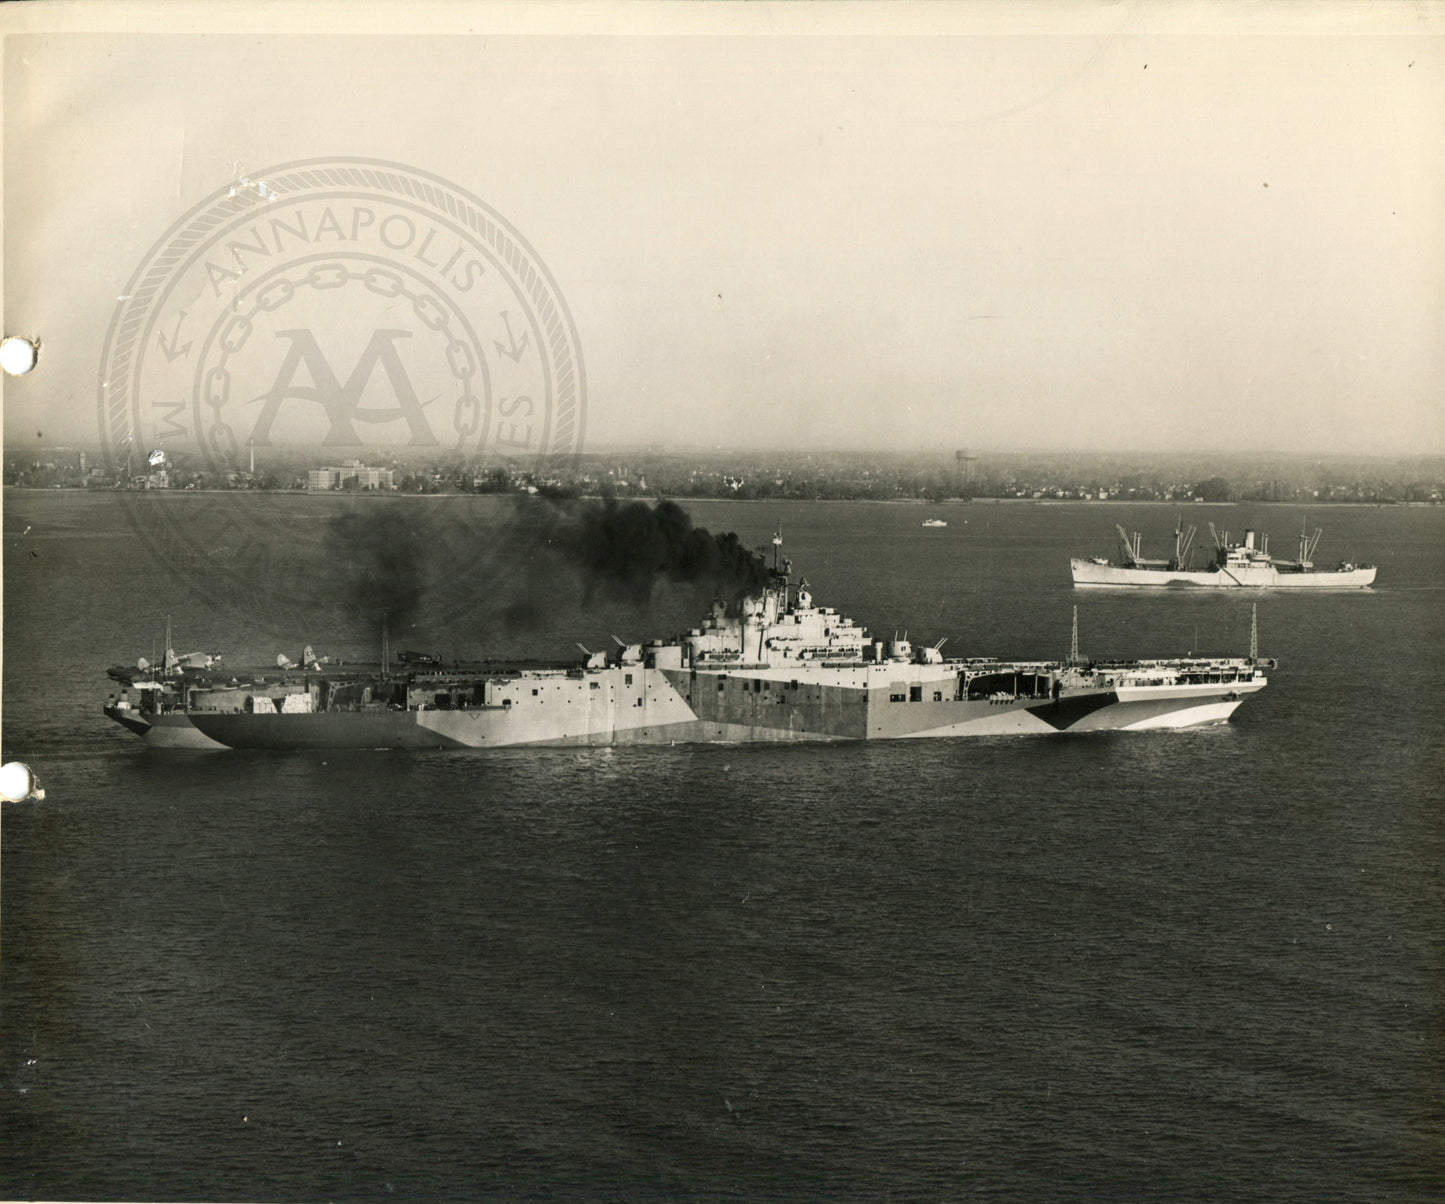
[319, 497, 770, 645]
[324, 507, 427, 629]
[522, 497, 771, 607]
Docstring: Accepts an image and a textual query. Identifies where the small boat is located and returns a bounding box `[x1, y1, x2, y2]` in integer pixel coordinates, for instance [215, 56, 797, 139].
[922, 518, 948, 528]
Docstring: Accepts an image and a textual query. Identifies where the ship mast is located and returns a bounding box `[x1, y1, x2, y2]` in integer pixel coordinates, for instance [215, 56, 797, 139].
[771, 525, 788, 606]
[1172, 518, 1196, 569]
[1297, 520, 1322, 569]
[1116, 524, 1139, 567]
[759, 526, 786, 662]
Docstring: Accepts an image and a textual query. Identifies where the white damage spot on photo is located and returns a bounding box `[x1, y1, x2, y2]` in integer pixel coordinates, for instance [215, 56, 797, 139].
[228, 175, 278, 200]
[0, 336, 39, 376]
[0, 762, 44, 801]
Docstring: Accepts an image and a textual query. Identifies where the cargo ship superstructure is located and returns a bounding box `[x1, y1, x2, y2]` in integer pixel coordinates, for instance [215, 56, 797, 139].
[1072, 522, 1375, 589]
[106, 544, 1273, 750]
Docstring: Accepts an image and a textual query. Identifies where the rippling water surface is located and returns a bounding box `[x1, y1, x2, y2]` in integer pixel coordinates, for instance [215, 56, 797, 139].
[3, 493, 1441, 1201]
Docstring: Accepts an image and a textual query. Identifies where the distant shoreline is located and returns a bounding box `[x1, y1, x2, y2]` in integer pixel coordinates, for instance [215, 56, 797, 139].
[3, 486, 1436, 508]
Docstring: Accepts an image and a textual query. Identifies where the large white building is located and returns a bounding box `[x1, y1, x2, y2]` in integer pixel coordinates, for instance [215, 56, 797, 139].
[307, 460, 395, 491]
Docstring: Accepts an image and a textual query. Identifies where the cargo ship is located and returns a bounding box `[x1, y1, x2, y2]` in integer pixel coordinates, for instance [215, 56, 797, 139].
[106, 544, 1272, 750]
[1072, 522, 1375, 589]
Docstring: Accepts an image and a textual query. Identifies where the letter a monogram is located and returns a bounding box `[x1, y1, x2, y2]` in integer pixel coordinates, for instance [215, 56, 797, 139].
[250, 329, 438, 446]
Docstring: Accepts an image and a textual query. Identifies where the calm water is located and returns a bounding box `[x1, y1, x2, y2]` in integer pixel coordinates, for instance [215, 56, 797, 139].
[3, 492, 1441, 1201]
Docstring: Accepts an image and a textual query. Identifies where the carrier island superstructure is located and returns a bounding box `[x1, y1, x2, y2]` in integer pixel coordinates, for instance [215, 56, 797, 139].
[106, 547, 1273, 751]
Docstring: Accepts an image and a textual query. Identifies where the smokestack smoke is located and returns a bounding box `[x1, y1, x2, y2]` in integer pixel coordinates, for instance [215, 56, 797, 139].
[324, 508, 426, 630]
[524, 497, 770, 607]
[319, 497, 770, 643]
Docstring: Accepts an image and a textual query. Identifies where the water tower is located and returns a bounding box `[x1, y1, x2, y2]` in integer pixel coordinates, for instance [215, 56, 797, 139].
[955, 448, 976, 486]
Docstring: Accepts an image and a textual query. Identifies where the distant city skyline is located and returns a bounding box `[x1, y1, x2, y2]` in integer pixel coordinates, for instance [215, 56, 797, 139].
[3, 4, 1442, 458]
[12, 437, 1442, 509]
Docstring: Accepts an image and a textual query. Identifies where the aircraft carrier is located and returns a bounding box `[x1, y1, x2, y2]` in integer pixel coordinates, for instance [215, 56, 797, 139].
[106, 541, 1273, 750]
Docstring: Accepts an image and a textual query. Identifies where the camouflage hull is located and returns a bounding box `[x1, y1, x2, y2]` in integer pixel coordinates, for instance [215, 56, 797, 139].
[107, 555, 1271, 751]
[106, 665, 1262, 750]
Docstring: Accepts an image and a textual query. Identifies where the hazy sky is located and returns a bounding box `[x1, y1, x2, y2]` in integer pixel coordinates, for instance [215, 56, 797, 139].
[3, 2, 1443, 456]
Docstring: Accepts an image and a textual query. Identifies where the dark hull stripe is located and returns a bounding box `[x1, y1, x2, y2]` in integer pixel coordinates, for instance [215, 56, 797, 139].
[1025, 691, 1119, 730]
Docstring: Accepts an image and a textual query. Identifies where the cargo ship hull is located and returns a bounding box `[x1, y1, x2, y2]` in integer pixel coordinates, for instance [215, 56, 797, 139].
[1071, 559, 1377, 589]
[1073, 523, 1375, 589]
